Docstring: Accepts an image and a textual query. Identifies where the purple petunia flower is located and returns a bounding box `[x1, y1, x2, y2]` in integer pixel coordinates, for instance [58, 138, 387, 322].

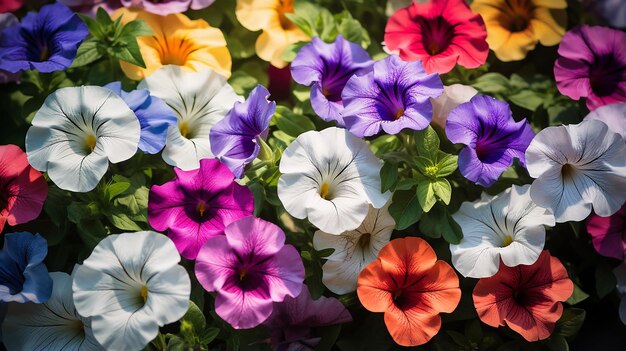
[147, 158, 254, 260]
[341, 55, 443, 137]
[0, 3, 88, 73]
[210, 85, 276, 178]
[0, 14, 20, 84]
[263, 287, 352, 350]
[446, 95, 534, 187]
[104, 81, 177, 154]
[291, 35, 373, 125]
[195, 216, 305, 329]
[0, 232, 52, 304]
[554, 25, 626, 111]
[58, 0, 122, 16]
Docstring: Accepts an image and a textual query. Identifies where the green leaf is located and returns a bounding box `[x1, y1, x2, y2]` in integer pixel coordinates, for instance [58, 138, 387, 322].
[379, 162, 399, 192]
[106, 182, 130, 201]
[388, 189, 423, 230]
[273, 105, 315, 137]
[198, 327, 220, 345]
[419, 204, 463, 244]
[336, 11, 370, 48]
[595, 262, 617, 299]
[565, 283, 589, 305]
[228, 71, 258, 95]
[109, 210, 142, 231]
[446, 331, 469, 346]
[545, 334, 569, 351]
[95, 7, 113, 26]
[432, 178, 452, 205]
[281, 41, 309, 62]
[436, 154, 458, 177]
[70, 39, 102, 68]
[416, 179, 436, 212]
[472, 72, 510, 94]
[181, 301, 207, 332]
[555, 308, 586, 338]
[116, 19, 153, 41]
[110, 40, 146, 68]
[508, 90, 544, 112]
[414, 126, 440, 159]
[165, 335, 185, 351]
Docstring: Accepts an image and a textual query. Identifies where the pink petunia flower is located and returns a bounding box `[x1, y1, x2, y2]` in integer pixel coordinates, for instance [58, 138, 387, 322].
[147, 158, 254, 260]
[0, 145, 48, 233]
[195, 216, 305, 329]
[586, 203, 626, 260]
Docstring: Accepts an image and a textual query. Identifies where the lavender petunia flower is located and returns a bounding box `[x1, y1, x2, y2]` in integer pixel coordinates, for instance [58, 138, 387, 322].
[104, 81, 177, 154]
[341, 55, 443, 137]
[291, 35, 373, 125]
[582, 0, 626, 29]
[58, 0, 122, 16]
[0, 3, 88, 73]
[210, 85, 276, 178]
[263, 287, 352, 351]
[0, 232, 52, 304]
[446, 95, 534, 187]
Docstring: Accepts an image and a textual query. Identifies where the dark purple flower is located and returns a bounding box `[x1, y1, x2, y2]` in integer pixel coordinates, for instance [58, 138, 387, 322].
[291, 35, 372, 125]
[341, 55, 443, 137]
[210, 85, 276, 178]
[263, 287, 352, 351]
[0, 2, 88, 73]
[445, 95, 534, 187]
[0, 14, 20, 84]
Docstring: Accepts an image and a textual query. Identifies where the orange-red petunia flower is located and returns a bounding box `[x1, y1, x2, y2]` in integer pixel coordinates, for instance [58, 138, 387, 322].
[357, 237, 461, 347]
[473, 250, 574, 341]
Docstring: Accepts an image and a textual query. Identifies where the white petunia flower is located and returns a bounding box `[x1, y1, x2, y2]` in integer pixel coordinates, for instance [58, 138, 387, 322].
[430, 84, 478, 128]
[2, 272, 103, 351]
[584, 103, 626, 141]
[138, 65, 242, 170]
[72, 231, 191, 351]
[278, 127, 391, 234]
[525, 119, 626, 223]
[450, 184, 555, 278]
[25, 86, 140, 192]
[313, 203, 394, 294]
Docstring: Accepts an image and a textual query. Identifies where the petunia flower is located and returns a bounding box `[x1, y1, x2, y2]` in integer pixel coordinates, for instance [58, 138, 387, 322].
[585, 203, 626, 260]
[473, 250, 574, 341]
[584, 103, 626, 140]
[313, 203, 395, 294]
[384, 0, 489, 74]
[0, 145, 48, 233]
[138, 66, 242, 170]
[210, 85, 276, 178]
[2, 272, 103, 351]
[58, 0, 122, 16]
[235, 0, 309, 68]
[113, 8, 231, 80]
[0, 232, 52, 304]
[450, 185, 555, 278]
[25, 86, 140, 192]
[118, 0, 215, 16]
[263, 287, 352, 350]
[554, 25, 626, 110]
[525, 119, 626, 223]
[148, 158, 254, 260]
[430, 84, 478, 129]
[0, 0, 25, 13]
[72, 231, 191, 350]
[0, 13, 20, 84]
[471, 0, 567, 61]
[195, 216, 305, 329]
[582, 0, 626, 29]
[104, 81, 177, 155]
[341, 55, 443, 138]
[290, 35, 373, 125]
[277, 127, 390, 234]
[614, 261, 626, 325]
[0, 2, 88, 73]
[357, 237, 461, 347]
[446, 95, 535, 187]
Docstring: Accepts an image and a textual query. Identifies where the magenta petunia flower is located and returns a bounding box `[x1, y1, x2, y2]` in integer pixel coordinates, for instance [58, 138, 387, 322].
[0, 145, 48, 233]
[554, 25, 626, 110]
[586, 203, 626, 260]
[148, 158, 254, 260]
[446, 95, 534, 187]
[195, 216, 305, 329]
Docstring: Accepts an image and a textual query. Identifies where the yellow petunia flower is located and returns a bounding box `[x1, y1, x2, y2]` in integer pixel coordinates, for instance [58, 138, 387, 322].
[471, 0, 567, 62]
[235, 0, 309, 68]
[113, 9, 232, 80]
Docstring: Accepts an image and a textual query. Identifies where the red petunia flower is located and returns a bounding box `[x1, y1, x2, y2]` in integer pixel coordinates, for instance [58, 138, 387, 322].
[473, 250, 574, 341]
[0, 0, 25, 13]
[384, 0, 489, 74]
[0, 145, 48, 233]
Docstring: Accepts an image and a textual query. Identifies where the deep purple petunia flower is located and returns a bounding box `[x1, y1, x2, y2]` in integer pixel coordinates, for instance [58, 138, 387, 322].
[263, 287, 352, 350]
[104, 81, 177, 154]
[0, 2, 88, 73]
[446, 95, 534, 187]
[554, 25, 626, 111]
[341, 55, 443, 137]
[195, 216, 305, 329]
[210, 85, 276, 178]
[148, 158, 254, 260]
[291, 35, 373, 125]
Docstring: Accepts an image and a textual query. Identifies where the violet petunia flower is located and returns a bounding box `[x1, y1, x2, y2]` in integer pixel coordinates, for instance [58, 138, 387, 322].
[195, 216, 305, 329]
[148, 158, 254, 260]
[291, 35, 373, 125]
[104, 81, 177, 155]
[263, 287, 352, 351]
[0, 232, 52, 304]
[210, 85, 276, 178]
[341, 55, 443, 137]
[0, 14, 19, 84]
[446, 95, 534, 187]
[58, 0, 122, 16]
[554, 25, 626, 110]
[582, 0, 626, 29]
[0, 2, 88, 73]
[586, 203, 626, 260]
[120, 0, 215, 16]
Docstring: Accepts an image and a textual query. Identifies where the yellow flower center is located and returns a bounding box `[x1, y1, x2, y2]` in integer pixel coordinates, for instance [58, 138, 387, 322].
[140, 286, 148, 303]
[561, 163, 574, 180]
[196, 201, 207, 217]
[84, 134, 97, 153]
[161, 52, 186, 66]
[278, 0, 297, 30]
[358, 233, 371, 249]
[501, 235, 513, 247]
[319, 182, 331, 199]
[497, 0, 534, 33]
[179, 122, 190, 138]
[39, 46, 50, 62]
[238, 268, 248, 281]
[394, 108, 404, 120]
